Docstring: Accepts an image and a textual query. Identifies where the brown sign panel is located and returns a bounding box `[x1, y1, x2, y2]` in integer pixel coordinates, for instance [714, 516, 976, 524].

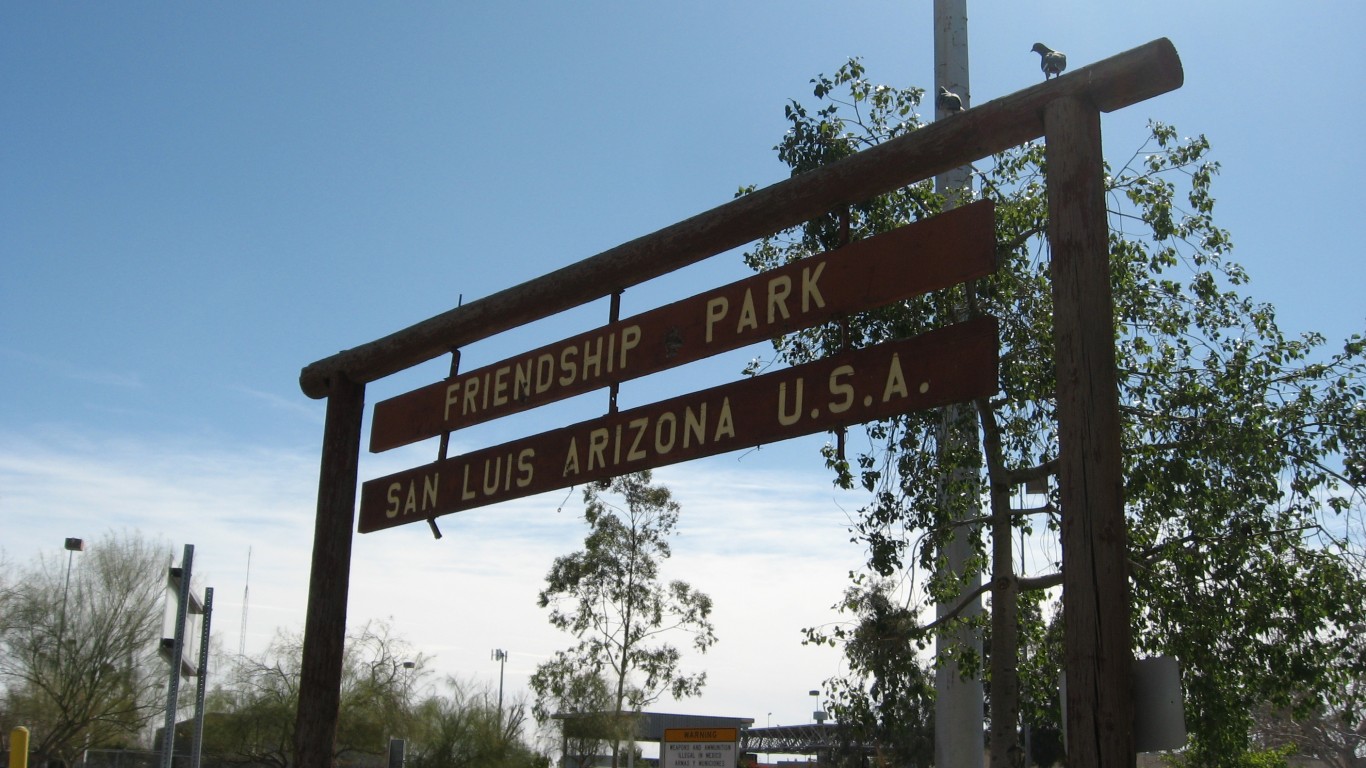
[358, 316, 997, 533]
[368, 200, 995, 453]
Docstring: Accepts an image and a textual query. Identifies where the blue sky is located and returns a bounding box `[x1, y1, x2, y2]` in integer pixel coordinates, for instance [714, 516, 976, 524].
[3, 1, 1363, 742]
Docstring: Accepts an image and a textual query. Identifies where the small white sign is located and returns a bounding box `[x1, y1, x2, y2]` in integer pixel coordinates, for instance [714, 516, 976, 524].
[662, 740, 735, 768]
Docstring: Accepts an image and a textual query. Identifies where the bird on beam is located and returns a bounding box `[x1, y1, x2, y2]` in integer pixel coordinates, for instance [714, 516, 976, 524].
[1032, 42, 1067, 79]
[937, 86, 964, 113]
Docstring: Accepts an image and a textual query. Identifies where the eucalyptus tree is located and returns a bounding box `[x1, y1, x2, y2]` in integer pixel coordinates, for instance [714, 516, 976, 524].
[745, 58, 1366, 766]
[529, 667, 615, 768]
[531, 471, 716, 768]
[0, 531, 168, 767]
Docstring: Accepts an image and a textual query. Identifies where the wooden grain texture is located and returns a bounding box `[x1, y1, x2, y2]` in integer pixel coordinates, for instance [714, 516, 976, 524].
[1045, 97, 1135, 767]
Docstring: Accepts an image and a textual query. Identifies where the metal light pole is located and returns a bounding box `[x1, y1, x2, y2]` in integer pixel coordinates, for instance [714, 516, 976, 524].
[809, 690, 826, 724]
[401, 660, 416, 705]
[58, 538, 84, 657]
[491, 649, 508, 729]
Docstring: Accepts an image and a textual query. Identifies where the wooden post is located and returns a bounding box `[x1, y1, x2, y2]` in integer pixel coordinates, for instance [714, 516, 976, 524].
[1044, 97, 1135, 766]
[294, 375, 365, 768]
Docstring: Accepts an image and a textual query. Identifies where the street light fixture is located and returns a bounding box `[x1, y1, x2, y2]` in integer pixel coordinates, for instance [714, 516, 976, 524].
[59, 538, 85, 655]
[400, 661, 415, 704]
[810, 689, 827, 724]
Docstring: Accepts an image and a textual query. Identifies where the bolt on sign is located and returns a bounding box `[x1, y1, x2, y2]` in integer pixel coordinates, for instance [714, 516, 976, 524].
[360, 201, 999, 533]
[367, 199, 996, 453]
[661, 728, 738, 768]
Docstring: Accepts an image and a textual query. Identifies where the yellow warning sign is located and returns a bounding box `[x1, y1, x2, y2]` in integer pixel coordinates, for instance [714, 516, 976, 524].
[661, 728, 738, 768]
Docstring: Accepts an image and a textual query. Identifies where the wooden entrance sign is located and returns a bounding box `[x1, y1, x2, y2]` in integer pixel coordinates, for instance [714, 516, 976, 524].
[295, 38, 1185, 768]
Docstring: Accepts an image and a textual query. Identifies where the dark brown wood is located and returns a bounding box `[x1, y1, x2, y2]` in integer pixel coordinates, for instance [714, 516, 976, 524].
[294, 375, 364, 768]
[359, 317, 998, 533]
[1045, 97, 1134, 766]
[299, 39, 1182, 400]
[368, 201, 996, 452]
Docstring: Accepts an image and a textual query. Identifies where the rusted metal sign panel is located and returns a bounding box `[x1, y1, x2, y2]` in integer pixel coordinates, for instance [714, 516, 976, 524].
[664, 728, 740, 743]
[368, 200, 995, 453]
[358, 316, 997, 533]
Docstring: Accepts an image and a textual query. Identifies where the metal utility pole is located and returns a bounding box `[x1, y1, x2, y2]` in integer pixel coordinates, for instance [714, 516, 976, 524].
[161, 545, 198, 768]
[190, 588, 214, 768]
[932, 2, 985, 767]
[58, 538, 84, 658]
[492, 649, 508, 729]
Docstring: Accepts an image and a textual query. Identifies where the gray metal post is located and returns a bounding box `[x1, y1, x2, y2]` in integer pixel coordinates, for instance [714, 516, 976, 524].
[59, 538, 84, 658]
[190, 588, 214, 768]
[160, 545, 194, 768]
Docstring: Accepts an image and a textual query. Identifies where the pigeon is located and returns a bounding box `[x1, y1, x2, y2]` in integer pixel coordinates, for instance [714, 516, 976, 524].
[1032, 42, 1067, 79]
[937, 86, 964, 113]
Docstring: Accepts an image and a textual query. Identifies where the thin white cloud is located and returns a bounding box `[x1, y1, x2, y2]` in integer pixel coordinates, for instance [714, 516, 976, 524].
[0, 347, 143, 389]
[228, 384, 327, 425]
[0, 427, 869, 731]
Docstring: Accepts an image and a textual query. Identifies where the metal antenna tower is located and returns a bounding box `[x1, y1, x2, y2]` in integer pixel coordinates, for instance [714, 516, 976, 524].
[239, 547, 251, 657]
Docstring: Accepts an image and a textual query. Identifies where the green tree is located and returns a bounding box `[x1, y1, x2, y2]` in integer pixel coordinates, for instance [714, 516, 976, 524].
[531, 471, 717, 768]
[529, 664, 615, 768]
[0, 531, 167, 767]
[747, 59, 1366, 767]
[818, 579, 935, 768]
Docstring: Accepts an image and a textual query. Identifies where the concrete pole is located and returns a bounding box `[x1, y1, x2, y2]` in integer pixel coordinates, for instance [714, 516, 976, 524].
[932, 2, 986, 767]
[934, 0, 972, 203]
